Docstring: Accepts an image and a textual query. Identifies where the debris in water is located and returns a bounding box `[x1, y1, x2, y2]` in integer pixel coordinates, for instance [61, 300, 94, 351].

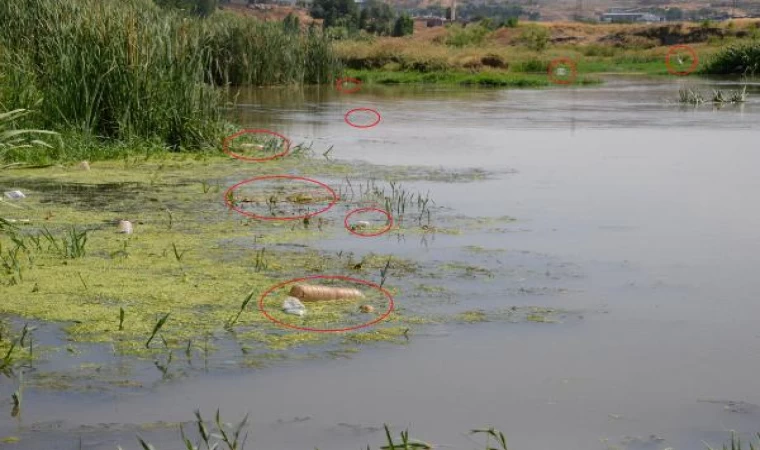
[117, 220, 133, 234]
[289, 284, 365, 302]
[78, 161, 90, 171]
[4, 190, 25, 200]
[351, 220, 371, 231]
[282, 296, 306, 316]
[359, 304, 375, 313]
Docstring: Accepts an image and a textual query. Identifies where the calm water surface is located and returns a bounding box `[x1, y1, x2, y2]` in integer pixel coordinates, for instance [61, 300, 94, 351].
[4, 77, 760, 450]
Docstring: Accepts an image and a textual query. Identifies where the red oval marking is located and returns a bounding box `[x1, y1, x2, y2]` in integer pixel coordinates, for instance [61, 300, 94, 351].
[223, 175, 338, 221]
[547, 58, 578, 85]
[222, 129, 291, 162]
[258, 275, 395, 332]
[336, 77, 362, 94]
[344, 108, 381, 129]
[665, 45, 698, 76]
[344, 208, 393, 237]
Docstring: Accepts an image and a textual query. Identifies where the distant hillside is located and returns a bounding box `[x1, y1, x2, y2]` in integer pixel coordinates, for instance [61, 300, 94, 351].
[220, 0, 759, 23]
[399, 0, 759, 22]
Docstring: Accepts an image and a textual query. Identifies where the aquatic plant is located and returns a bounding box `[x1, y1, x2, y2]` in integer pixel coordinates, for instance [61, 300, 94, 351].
[254, 247, 268, 273]
[379, 256, 392, 288]
[145, 313, 171, 349]
[225, 290, 256, 331]
[0, 340, 17, 376]
[63, 227, 88, 259]
[678, 88, 705, 104]
[176, 409, 249, 450]
[10, 370, 23, 418]
[0, 242, 24, 284]
[0, 218, 16, 232]
[470, 427, 509, 450]
[677, 86, 748, 105]
[0, 109, 58, 163]
[717, 85, 748, 103]
[705, 431, 760, 450]
[0, 322, 32, 377]
[382, 424, 433, 449]
[337, 178, 435, 226]
[172, 242, 188, 262]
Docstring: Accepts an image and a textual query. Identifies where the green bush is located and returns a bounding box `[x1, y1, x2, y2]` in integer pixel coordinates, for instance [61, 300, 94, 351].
[515, 58, 549, 73]
[445, 24, 491, 47]
[702, 42, 760, 76]
[283, 13, 300, 33]
[517, 25, 550, 52]
[392, 13, 414, 37]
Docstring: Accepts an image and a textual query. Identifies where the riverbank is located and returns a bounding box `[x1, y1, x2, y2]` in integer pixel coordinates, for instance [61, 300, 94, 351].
[336, 21, 760, 79]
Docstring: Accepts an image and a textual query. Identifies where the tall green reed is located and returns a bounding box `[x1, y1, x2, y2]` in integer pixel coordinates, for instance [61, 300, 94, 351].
[0, 0, 340, 155]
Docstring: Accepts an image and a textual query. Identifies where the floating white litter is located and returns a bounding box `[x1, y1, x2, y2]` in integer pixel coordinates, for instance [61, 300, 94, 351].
[556, 67, 568, 77]
[282, 296, 306, 317]
[79, 161, 90, 171]
[3, 190, 25, 200]
[117, 220, 133, 234]
[351, 220, 371, 230]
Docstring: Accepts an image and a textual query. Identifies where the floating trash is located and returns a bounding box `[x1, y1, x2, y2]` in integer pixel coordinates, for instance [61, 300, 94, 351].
[78, 161, 90, 171]
[556, 67, 568, 77]
[289, 284, 365, 302]
[359, 304, 375, 313]
[351, 220, 371, 230]
[117, 220, 133, 234]
[282, 296, 306, 317]
[3, 190, 26, 200]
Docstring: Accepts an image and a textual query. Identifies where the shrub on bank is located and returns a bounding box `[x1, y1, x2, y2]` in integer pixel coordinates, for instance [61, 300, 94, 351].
[702, 41, 760, 75]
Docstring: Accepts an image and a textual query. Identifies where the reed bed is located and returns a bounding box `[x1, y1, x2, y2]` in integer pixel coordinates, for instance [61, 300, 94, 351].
[677, 86, 748, 104]
[0, 0, 340, 153]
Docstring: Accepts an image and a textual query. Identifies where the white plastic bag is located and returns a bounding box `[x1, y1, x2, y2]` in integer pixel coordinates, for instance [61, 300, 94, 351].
[4, 190, 26, 200]
[282, 296, 306, 317]
[351, 220, 370, 230]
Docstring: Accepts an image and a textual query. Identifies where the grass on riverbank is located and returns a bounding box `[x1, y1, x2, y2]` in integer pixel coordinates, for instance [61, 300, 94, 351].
[0, 0, 339, 154]
[335, 20, 760, 78]
[346, 69, 601, 87]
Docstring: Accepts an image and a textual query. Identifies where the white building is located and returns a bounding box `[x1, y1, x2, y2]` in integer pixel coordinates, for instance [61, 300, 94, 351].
[600, 11, 664, 23]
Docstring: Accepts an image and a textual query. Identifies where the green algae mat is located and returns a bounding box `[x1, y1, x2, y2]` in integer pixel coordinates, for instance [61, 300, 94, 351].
[0, 152, 569, 390]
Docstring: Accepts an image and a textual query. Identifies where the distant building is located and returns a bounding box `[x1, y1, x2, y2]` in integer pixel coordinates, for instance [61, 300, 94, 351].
[600, 11, 664, 23]
[413, 15, 447, 27]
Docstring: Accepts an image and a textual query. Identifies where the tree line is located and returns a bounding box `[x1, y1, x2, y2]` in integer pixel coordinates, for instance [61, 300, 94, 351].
[311, 0, 413, 37]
